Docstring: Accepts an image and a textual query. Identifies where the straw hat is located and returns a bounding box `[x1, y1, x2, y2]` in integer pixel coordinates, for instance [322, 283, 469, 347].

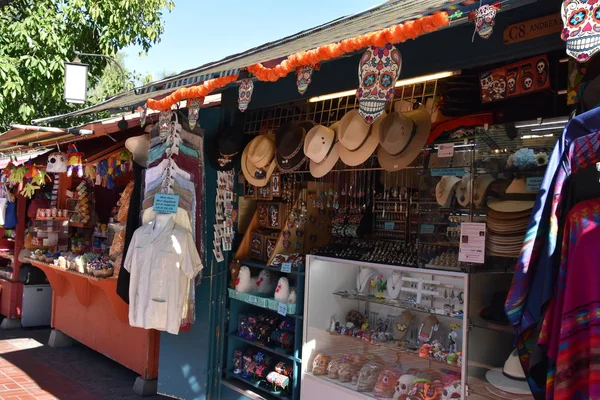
[241, 135, 277, 187]
[377, 106, 432, 172]
[487, 199, 534, 213]
[338, 109, 380, 166]
[487, 209, 531, 220]
[506, 177, 538, 194]
[275, 121, 314, 173]
[304, 122, 340, 178]
[455, 173, 472, 207]
[472, 174, 495, 207]
[435, 176, 461, 207]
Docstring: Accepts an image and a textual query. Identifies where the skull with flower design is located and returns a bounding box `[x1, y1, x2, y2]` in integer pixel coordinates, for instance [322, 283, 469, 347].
[357, 45, 402, 124]
[187, 98, 203, 129]
[238, 79, 254, 112]
[561, 0, 600, 62]
[471, 4, 500, 39]
[296, 66, 314, 95]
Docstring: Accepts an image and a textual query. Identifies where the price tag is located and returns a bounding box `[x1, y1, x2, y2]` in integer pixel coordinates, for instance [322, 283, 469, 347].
[438, 143, 455, 158]
[153, 193, 179, 214]
[526, 177, 543, 192]
[248, 295, 257, 304]
[431, 168, 467, 177]
[281, 262, 292, 273]
[277, 302, 288, 316]
[420, 224, 435, 234]
[384, 221, 395, 230]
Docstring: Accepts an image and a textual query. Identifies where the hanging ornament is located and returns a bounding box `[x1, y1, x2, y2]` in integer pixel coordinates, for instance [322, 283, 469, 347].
[296, 65, 317, 95]
[469, 3, 500, 41]
[561, 0, 600, 62]
[187, 97, 204, 129]
[159, 110, 173, 137]
[46, 151, 67, 173]
[356, 44, 402, 124]
[140, 104, 147, 127]
[238, 79, 254, 112]
[66, 144, 84, 177]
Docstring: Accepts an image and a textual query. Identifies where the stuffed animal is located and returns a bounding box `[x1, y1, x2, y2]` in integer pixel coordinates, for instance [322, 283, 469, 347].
[230, 261, 241, 289]
[256, 269, 278, 294]
[287, 288, 297, 304]
[274, 277, 290, 302]
[235, 266, 257, 293]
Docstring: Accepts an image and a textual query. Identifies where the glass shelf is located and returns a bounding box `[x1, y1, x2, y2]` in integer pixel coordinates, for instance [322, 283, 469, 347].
[228, 333, 300, 363]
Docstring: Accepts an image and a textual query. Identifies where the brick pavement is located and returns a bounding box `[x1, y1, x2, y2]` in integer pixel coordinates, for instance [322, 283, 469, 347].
[0, 327, 168, 400]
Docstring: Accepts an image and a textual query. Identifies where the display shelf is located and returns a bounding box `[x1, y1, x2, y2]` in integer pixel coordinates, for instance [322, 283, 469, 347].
[240, 259, 305, 276]
[226, 373, 291, 400]
[228, 290, 301, 319]
[228, 333, 300, 363]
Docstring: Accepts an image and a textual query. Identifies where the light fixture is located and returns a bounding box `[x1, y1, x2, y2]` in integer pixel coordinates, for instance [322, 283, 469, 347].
[64, 58, 89, 104]
[530, 126, 566, 132]
[515, 118, 569, 129]
[308, 70, 460, 103]
[521, 133, 556, 139]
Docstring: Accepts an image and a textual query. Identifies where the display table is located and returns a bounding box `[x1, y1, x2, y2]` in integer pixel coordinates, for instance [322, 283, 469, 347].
[28, 259, 159, 383]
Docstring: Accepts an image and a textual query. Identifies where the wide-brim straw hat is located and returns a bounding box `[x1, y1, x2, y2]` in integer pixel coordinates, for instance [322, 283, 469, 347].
[304, 122, 340, 178]
[338, 109, 381, 166]
[487, 199, 535, 213]
[241, 135, 277, 187]
[435, 176, 461, 207]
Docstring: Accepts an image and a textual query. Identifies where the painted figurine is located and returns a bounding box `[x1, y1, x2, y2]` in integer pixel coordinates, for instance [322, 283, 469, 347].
[370, 274, 387, 299]
[447, 323, 460, 354]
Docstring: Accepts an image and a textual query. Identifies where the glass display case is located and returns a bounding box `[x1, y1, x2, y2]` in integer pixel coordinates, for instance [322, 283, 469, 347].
[302, 256, 532, 399]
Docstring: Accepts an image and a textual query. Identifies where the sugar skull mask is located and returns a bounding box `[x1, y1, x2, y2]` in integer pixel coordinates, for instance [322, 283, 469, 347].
[238, 79, 254, 112]
[441, 380, 461, 400]
[407, 380, 439, 400]
[471, 4, 499, 39]
[159, 111, 173, 137]
[327, 358, 346, 379]
[187, 98, 203, 129]
[395, 374, 417, 398]
[562, 0, 600, 62]
[296, 66, 314, 95]
[338, 362, 358, 382]
[312, 354, 331, 375]
[374, 368, 402, 398]
[46, 152, 67, 173]
[357, 44, 402, 124]
[357, 363, 383, 392]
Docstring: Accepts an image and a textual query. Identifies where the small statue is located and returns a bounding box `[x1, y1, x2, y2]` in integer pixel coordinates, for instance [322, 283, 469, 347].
[448, 323, 460, 354]
[370, 274, 387, 299]
[329, 315, 340, 333]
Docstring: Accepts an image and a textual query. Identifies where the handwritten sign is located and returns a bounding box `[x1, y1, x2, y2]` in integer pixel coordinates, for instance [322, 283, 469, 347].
[526, 177, 543, 192]
[431, 168, 467, 177]
[438, 143, 455, 158]
[248, 295, 257, 304]
[504, 13, 562, 45]
[420, 224, 435, 234]
[277, 303, 288, 316]
[153, 194, 179, 214]
[281, 262, 292, 273]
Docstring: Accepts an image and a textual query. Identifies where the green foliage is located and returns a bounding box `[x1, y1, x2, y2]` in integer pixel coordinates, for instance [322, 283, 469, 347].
[0, 0, 174, 128]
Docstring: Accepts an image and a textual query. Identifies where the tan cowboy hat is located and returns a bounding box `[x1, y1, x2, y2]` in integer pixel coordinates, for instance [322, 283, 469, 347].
[435, 176, 461, 207]
[304, 122, 340, 178]
[455, 173, 472, 207]
[487, 199, 535, 213]
[506, 177, 538, 194]
[241, 135, 277, 187]
[338, 109, 380, 166]
[377, 106, 431, 172]
[472, 174, 495, 207]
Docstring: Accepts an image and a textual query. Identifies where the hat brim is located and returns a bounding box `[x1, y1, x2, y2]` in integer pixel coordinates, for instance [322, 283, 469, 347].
[241, 143, 277, 187]
[487, 209, 532, 220]
[485, 369, 531, 395]
[488, 199, 535, 213]
[339, 112, 382, 167]
[435, 176, 461, 207]
[310, 142, 340, 178]
[377, 108, 431, 172]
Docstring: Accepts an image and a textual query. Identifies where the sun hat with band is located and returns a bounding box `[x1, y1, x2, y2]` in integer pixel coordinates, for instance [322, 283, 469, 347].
[485, 349, 530, 395]
[338, 109, 381, 166]
[377, 106, 431, 172]
[304, 122, 340, 178]
[275, 120, 314, 173]
[241, 135, 277, 187]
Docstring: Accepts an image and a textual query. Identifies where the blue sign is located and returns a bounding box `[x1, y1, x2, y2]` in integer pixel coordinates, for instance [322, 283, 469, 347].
[526, 177, 543, 192]
[384, 221, 395, 230]
[153, 194, 179, 214]
[277, 303, 288, 316]
[431, 168, 467, 177]
[420, 224, 435, 234]
[281, 262, 292, 273]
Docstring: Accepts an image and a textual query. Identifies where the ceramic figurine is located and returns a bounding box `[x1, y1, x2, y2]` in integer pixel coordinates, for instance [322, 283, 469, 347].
[312, 354, 332, 375]
[447, 323, 460, 354]
[394, 374, 416, 399]
[457, 352, 463, 367]
[419, 344, 431, 358]
[235, 266, 257, 293]
[274, 277, 290, 302]
[357, 363, 383, 392]
[447, 353, 458, 366]
[370, 274, 387, 299]
[373, 368, 402, 398]
[441, 380, 461, 400]
[329, 315, 340, 332]
[287, 288, 297, 304]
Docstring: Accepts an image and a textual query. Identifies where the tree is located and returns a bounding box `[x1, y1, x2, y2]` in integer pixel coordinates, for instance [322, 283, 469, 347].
[0, 0, 174, 128]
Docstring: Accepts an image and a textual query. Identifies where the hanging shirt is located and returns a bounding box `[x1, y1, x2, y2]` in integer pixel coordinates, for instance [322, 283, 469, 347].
[124, 216, 203, 335]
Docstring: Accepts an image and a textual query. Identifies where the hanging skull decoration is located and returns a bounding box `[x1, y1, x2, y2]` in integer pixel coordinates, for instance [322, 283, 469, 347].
[535, 58, 549, 86]
[522, 69, 534, 91]
[357, 44, 402, 124]
[470, 3, 500, 40]
[296, 65, 315, 95]
[187, 97, 203, 129]
[238, 79, 254, 112]
[159, 110, 173, 137]
[561, 0, 600, 62]
[46, 152, 67, 173]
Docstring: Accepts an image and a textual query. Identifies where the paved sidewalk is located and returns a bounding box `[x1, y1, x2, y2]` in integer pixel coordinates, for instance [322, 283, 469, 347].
[0, 327, 167, 400]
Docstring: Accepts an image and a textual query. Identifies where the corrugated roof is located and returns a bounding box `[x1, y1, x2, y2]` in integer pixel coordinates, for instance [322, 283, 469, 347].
[32, 0, 530, 124]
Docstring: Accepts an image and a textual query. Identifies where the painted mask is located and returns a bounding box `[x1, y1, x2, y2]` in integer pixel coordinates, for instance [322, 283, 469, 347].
[357, 363, 383, 392]
[238, 79, 254, 112]
[374, 368, 402, 398]
[338, 362, 358, 383]
[187, 98, 203, 129]
[561, 0, 600, 62]
[46, 152, 67, 173]
[296, 66, 314, 95]
[357, 44, 402, 124]
[312, 354, 331, 375]
[395, 374, 417, 398]
[473, 4, 499, 39]
[159, 111, 172, 137]
[407, 380, 439, 400]
[441, 380, 461, 400]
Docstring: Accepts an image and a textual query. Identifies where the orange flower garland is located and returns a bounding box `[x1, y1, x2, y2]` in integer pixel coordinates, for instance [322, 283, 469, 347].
[147, 75, 239, 111]
[146, 12, 449, 111]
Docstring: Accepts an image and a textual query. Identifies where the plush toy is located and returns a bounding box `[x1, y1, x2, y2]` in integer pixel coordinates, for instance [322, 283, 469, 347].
[256, 269, 278, 294]
[274, 277, 290, 303]
[235, 266, 257, 293]
[287, 288, 297, 304]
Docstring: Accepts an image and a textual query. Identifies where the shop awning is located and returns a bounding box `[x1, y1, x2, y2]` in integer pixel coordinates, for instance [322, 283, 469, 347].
[31, 0, 533, 124]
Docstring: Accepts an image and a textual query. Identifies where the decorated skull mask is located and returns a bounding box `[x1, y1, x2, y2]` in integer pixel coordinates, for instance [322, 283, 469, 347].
[561, 0, 600, 62]
[327, 358, 346, 379]
[238, 79, 254, 112]
[296, 65, 314, 95]
[441, 380, 462, 400]
[374, 368, 402, 398]
[480, 74, 494, 90]
[187, 98, 203, 129]
[357, 44, 402, 124]
[159, 110, 173, 137]
[407, 380, 439, 400]
[46, 152, 67, 173]
[473, 4, 499, 39]
[395, 374, 417, 398]
[357, 363, 383, 392]
[312, 354, 331, 375]
[338, 362, 358, 383]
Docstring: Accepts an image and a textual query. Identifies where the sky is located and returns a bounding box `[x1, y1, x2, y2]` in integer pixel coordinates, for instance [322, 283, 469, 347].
[123, 0, 383, 80]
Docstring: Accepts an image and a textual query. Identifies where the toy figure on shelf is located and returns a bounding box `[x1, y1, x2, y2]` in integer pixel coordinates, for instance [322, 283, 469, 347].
[370, 274, 387, 298]
[447, 323, 460, 354]
[256, 269, 278, 294]
[274, 277, 290, 302]
[418, 314, 439, 345]
[235, 266, 257, 293]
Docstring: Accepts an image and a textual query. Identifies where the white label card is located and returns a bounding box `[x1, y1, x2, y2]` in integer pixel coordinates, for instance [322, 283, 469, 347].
[458, 222, 486, 264]
[438, 143, 455, 158]
[248, 295, 257, 304]
[277, 303, 288, 316]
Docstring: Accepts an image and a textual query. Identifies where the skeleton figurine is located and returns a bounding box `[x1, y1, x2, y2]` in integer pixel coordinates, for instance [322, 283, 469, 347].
[238, 79, 254, 112]
[562, 0, 600, 62]
[356, 363, 383, 392]
[447, 323, 460, 354]
[356, 44, 402, 123]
